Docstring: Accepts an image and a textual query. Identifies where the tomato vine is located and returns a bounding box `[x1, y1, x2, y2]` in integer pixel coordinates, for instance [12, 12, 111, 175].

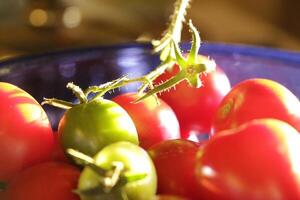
[42, 0, 216, 108]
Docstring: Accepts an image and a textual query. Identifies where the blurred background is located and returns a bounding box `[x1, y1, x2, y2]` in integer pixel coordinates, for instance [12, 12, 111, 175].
[1, 0, 300, 60]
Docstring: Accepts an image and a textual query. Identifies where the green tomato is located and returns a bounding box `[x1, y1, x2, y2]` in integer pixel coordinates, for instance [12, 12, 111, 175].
[78, 141, 157, 200]
[58, 99, 138, 157]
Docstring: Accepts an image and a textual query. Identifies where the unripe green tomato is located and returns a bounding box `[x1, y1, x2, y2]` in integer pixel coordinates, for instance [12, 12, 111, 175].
[78, 141, 157, 200]
[58, 99, 139, 157]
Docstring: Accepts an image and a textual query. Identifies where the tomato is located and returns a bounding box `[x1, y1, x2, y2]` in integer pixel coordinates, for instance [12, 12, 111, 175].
[3, 161, 80, 200]
[153, 194, 189, 200]
[78, 141, 157, 200]
[51, 131, 69, 163]
[196, 118, 300, 200]
[155, 56, 231, 138]
[112, 92, 180, 149]
[58, 98, 139, 157]
[211, 78, 300, 136]
[148, 139, 202, 199]
[0, 82, 54, 182]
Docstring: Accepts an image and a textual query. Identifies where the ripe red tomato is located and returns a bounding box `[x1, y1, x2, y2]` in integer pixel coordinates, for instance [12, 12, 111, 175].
[3, 161, 80, 200]
[58, 98, 139, 157]
[211, 78, 300, 136]
[148, 139, 202, 199]
[196, 119, 300, 200]
[155, 56, 231, 138]
[112, 92, 180, 149]
[0, 82, 54, 181]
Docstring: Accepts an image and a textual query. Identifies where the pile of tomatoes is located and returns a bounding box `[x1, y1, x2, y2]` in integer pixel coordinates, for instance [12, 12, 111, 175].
[1, 55, 300, 200]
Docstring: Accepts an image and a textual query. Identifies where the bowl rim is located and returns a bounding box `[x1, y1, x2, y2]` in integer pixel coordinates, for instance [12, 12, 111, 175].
[1, 42, 300, 67]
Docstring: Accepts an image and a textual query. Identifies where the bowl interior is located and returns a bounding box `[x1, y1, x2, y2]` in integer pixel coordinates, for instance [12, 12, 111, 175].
[0, 42, 299, 129]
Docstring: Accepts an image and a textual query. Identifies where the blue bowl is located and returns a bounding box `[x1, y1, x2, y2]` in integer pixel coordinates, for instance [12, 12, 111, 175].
[0, 42, 299, 129]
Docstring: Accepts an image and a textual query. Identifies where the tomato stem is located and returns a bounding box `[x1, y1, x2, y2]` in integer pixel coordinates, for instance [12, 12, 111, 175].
[102, 161, 124, 191]
[66, 82, 88, 104]
[75, 0, 194, 101]
[42, 0, 216, 106]
[68, 149, 135, 199]
[152, 0, 191, 62]
[67, 149, 107, 176]
[67, 149, 126, 191]
[41, 98, 74, 109]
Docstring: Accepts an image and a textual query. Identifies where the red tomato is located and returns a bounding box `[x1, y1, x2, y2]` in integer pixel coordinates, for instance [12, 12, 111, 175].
[153, 194, 190, 200]
[196, 119, 300, 200]
[148, 139, 202, 199]
[155, 57, 231, 138]
[51, 132, 69, 163]
[3, 162, 80, 200]
[112, 92, 180, 149]
[0, 82, 54, 181]
[211, 78, 300, 136]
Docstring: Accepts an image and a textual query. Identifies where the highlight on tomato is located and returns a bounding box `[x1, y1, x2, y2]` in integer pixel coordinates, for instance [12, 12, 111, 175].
[112, 92, 180, 149]
[0, 82, 54, 182]
[211, 78, 300, 136]
[155, 55, 231, 139]
[196, 118, 300, 200]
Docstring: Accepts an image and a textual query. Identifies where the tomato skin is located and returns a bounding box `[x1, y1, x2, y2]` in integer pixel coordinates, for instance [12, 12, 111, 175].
[153, 194, 190, 200]
[211, 78, 300, 136]
[0, 82, 54, 181]
[58, 98, 138, 157]
[112, 92, 180, 149]
[155, 57, 231, 138]
[51, 131, 69, 163]
[196, 119, 300, 200]
[3, 161, 80, 200]
[78, 141, 157, 200]
[148, 139, 202, 199]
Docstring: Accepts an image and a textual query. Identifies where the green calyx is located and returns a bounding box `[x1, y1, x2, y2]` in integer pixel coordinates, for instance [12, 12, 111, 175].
[135, 20, 216, 102]
[67, 149, 147, 200]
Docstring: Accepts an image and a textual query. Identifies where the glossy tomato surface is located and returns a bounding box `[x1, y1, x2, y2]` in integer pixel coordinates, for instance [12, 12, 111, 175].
[211, 78, 300, 135]
[4, 161, 80, 200]
[112, 92, 180, 149]
[196, 119, 300, 200]
[148, 139, 202, 199]
[78, 141, 157, 200]
[58, 98, 138, 157]
[0, 82, 54, 181]
[155, 56, 231, 138]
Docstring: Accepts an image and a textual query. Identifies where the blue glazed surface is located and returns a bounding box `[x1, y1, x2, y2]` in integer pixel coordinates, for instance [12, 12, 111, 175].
[0, 42, 299, 128]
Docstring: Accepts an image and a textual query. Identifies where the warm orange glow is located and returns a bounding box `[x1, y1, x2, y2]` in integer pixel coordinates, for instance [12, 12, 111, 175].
[29, 9, 48, 27]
